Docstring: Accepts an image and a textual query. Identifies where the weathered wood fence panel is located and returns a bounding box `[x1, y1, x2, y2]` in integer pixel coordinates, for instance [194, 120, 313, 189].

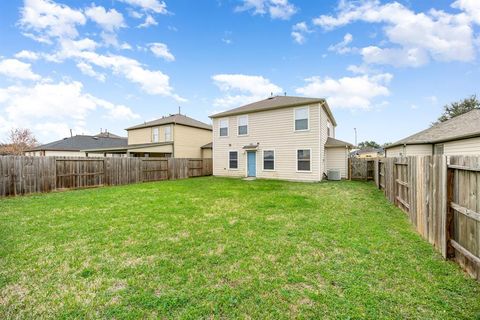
[349, 158, 375, 180]
[356, 155, 479, 280]
[0, 156, 213, 197]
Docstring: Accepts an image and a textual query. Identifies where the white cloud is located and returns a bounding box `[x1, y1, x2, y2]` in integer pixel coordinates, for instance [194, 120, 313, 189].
[236, 0, 297, 20]
[313, 0, 476, 67]
[85, 5, 125, 32]
[71, 51, 183, 100]
[295, 73, 393, 110]
[212, 74, 282, 108]
[14, 50, 39, 60]
[120, 0, 168, 14]
[361, 46, 429, 67]
[328, 33, 354, 54]
[138, 15, 158, 28]
[291, 21, 312, 44]
[19, 0, 86, 42]
[148, 43, 175, 61]
[76, 62, 106, 82]
[452, 0, 480, 24]
[0, 81, 138, 140]
[0, 59, 41, 81]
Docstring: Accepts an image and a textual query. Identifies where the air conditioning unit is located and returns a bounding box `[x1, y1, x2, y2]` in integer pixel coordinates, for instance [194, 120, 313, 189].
[327, 169, 341, 181]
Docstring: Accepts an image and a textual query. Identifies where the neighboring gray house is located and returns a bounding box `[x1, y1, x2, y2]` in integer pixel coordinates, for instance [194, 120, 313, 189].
[25, 131, 127, 157]
[385, 109, 480, 157]
[210, 96, 353, 181]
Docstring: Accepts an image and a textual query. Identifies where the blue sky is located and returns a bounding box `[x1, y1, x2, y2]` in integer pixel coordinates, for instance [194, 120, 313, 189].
[0, 0, 479, 145]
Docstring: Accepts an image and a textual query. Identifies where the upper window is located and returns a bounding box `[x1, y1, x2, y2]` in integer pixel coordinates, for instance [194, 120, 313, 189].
[152, 128, 159, 142]
[263, 150, 275, 171]
[297, 149, 311, 171]
[295, 107, 309, 131]
[219, 119, 229, 137]
[238, 115, 248, 136]
[327, 121, 332, 137]
[165, 126, 171, 141]
[229, 151, 238, 169]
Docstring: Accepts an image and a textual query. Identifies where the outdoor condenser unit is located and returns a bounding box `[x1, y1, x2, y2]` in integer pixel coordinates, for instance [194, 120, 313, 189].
[327, 169, 341, 181]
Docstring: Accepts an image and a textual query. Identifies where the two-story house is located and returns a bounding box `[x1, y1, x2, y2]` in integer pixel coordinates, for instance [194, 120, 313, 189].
[210, 96, 353, 181]
[83, 114, 212, 158]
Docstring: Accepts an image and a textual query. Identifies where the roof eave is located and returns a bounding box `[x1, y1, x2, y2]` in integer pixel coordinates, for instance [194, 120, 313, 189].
[209, 99, 326, 119]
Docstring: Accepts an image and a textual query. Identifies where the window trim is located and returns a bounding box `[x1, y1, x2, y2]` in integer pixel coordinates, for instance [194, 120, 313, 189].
[152, 127, 159, 143]
[262, 149, 275, 171]
[228, 150, 239, 170]
[294, 106, 310, 132]
[237, 115, 249, 136]
[219, 118, 229, 137]
[296, 148, 312, 173]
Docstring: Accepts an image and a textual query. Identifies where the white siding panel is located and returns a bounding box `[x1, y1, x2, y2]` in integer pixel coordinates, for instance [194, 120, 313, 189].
[213, 104, 323, 181]
[326, 147, 348, 178]
[444, 137, 480, 155]
[386, 144, 432, 157]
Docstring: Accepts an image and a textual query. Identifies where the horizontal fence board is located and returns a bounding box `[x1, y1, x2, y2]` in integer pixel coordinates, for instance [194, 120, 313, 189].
[0, 156, 212, 197]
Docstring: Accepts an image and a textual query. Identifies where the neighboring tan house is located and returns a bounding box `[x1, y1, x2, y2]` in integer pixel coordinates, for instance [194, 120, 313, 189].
[385, 109, 480, 157]
[25, 131, 127, 157]
[83, 114, 212, 158]
[351, 148, 384, 158]
[210, 96, 353, 181]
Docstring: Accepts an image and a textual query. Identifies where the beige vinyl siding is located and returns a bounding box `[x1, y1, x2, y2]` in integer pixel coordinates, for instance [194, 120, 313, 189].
[202, 148, 212, 158]
[326, 147, 348, 178]
[128, 144, 173, 154]
[128, 125, 173, 145]
[444, 137, 480, 155]
[38, 150, 87, 157]
[173, 125, 212, 158]
[212, 104, 324, 181]
[386, 144, 432, 157]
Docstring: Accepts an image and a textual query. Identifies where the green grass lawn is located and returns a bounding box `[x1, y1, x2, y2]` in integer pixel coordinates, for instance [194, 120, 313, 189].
[1, 177, 479, 319]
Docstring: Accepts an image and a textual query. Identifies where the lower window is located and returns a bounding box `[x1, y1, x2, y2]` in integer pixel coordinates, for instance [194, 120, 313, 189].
[263, 150, 275, 170]
[229, 151, 238, 169]
[297, 149, 311, 171]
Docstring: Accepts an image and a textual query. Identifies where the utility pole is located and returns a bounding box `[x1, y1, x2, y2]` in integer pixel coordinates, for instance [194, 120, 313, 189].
[354, 128, 357, 147]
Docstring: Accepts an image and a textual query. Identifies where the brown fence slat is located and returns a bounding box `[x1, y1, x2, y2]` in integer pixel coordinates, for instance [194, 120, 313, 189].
[0, 156, 213, 197]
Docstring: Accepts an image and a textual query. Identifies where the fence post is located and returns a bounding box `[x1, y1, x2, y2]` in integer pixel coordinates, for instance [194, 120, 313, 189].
[445, 158, 455, 259]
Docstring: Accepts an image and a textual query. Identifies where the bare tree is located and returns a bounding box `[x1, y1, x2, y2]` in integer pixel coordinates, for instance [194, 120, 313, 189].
[0, 129, 39, 155]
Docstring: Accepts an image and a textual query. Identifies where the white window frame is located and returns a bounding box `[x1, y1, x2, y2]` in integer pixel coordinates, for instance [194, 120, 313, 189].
[262, 149, 275, 171]
[152, 127, 159, 143]
[237, 115, 248, 136]
[296, 148, 312, 173]
[164, 126, 171, 141]
[327, 120, 332, 137]
[219, 118, 229, 137]
[228, 150, 238, 170]
[294, 106, 310, 132]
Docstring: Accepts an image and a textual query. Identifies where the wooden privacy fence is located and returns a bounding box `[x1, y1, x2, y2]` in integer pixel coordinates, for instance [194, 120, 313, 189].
[366, 155, 480, 280]
[0, 156, 213, 197]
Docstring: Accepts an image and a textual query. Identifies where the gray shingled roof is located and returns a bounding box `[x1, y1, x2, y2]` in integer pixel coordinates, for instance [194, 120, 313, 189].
[210, 96, 337, 126]
[325, 137, 354, 148]
[387, 109, 480, 148]
[30, 135, 128, 151]
[126, 114, 212, 131]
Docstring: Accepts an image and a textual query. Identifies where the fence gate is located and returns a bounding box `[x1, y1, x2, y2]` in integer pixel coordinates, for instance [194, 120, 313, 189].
[141, 159, 168, 182]
[349, 158, 375, 180]
[55, 158, 105, 189]
[378, 161, 385, 191]
[447, 157, 480, 280]
[394, 160, 410, 213]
